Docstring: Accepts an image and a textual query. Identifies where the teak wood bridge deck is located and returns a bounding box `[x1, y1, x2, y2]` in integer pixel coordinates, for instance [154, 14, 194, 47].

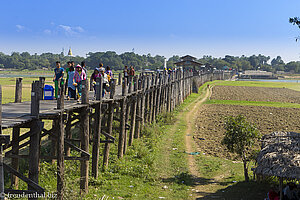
[0, 70, 233, 200]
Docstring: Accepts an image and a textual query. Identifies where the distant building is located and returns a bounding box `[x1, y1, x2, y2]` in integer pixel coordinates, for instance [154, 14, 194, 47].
[240, 70, 277, 79]
[174, 55, 204, 73]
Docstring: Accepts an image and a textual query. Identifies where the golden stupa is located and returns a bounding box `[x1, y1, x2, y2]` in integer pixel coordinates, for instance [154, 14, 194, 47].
[68, 47, 73, 56]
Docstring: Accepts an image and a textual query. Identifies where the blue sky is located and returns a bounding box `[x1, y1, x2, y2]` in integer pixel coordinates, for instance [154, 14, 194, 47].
[1, 0, 300, 62]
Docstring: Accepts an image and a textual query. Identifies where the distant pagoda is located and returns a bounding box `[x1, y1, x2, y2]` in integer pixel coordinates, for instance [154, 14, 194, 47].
[68, 47, 73, 57]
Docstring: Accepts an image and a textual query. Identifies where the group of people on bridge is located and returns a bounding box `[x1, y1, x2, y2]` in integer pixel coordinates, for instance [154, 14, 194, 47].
[53, 61, 136, 101]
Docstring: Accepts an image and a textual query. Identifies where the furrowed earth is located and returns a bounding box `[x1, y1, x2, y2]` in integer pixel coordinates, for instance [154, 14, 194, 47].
[210, 85, 300, 103]
[194, 85, 300, 160]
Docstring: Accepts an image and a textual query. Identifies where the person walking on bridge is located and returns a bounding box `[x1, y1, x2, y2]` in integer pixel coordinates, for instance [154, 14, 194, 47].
[73, 64, 87, 101]
[123, 65, 129, 85]
[53, 61, 64, 99]
[99, 67, 110, 97]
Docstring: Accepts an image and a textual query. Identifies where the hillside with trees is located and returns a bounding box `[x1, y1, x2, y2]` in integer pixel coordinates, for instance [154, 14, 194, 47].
[0, 51, 299, 73]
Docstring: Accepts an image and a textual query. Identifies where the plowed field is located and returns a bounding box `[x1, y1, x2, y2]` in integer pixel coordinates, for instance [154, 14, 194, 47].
[211, 85, 300, 103]
[194, 104, 300, 159]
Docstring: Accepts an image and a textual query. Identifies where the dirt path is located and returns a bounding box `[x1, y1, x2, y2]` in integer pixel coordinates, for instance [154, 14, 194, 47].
[185, 87, 210, 178]
[185, 86, 222, 199]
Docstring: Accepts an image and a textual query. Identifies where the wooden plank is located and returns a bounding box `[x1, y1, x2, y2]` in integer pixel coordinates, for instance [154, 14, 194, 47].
[4, 163, 44, 193]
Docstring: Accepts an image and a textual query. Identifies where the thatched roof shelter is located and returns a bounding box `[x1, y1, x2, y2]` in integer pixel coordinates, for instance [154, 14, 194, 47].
[255, 131, 300, 179]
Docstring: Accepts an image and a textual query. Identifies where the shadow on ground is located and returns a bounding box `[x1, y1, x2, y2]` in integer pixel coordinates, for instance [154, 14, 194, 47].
[195, 181, 270, 200]
[161, 172, 270, 200]
[161, 172, 213, 187]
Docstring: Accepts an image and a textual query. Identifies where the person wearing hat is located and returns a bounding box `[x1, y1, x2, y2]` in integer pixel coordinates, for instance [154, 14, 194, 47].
[99, 67, 109, 97]
[73, 64, 87, 101]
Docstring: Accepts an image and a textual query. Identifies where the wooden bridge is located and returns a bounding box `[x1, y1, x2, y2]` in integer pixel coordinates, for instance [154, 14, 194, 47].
[0, 70, 233, 199]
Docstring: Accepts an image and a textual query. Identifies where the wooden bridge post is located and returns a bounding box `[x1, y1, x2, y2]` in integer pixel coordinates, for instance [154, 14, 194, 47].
[57, 81, 65, 200]
[57, 80, 64, 109]
[140, 77, 146, 130]
[65, 112, 72, 156]
[163, 73, 167, 111]
[118, 77, 127, 158]
[171, 72, 175, 111]
[0, 85, 3, 200]
[90, 77, 94, 91]
[80, 79, 89, 194]
[92, 76, 103, 178]
[11, 127, 20, 188]
[165, 72, 169, 111]
[144, 76, 150, 123]
[134, 77, 142, 139]
[129, 76, 137, 146]
[183, 71, 186, 100]
[167, 73, 171, 112]
[29, 81, 41, 199]
[0, 86, 9, 200]
[155, 73, 162, 115]
[118, 73, 122, 85]
[128, 76, 132, 93]
[148, 74, 154, 123]
[151, 74, 157, 122]
[102, 79, 116, 170]
[15, 78, 22, 103]
[123, 76, 132, 155]
[39, 77, 45, 100]
[11, 77, 22, 188]
[180, 70, 184, 103]
[161, 72, 165, 113]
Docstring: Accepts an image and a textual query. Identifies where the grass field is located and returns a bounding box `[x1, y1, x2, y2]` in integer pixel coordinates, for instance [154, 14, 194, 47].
[0, 77, 53, 104]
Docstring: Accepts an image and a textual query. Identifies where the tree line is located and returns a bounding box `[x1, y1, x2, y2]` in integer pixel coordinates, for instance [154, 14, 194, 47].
[0, 51, 299, 73]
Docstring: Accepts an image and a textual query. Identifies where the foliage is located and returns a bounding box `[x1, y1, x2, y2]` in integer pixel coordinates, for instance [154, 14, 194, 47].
[222, 115, 261, 181]
[1, 50, 300, 73]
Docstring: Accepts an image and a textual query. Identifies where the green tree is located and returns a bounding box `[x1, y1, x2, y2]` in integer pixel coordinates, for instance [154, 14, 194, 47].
[222, 115, 261, 182]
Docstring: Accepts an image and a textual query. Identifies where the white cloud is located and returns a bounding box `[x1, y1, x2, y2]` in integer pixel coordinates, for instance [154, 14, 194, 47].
[74, 26, 84, 33]
[44, 29, 52, 35]
[58, 25, 85, 36]
[16, 25, 25, 32]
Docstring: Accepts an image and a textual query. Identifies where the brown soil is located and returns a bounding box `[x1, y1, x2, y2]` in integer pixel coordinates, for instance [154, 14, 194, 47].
[194, 104, 300, 159]
[211, 85, 300, 103]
